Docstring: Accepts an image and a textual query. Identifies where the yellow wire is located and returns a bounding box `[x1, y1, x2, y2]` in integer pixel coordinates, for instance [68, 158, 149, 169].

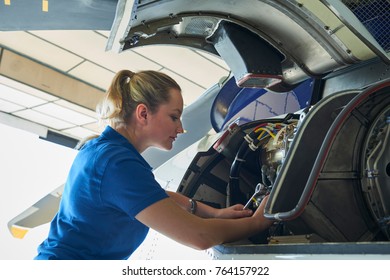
[256, 130, 266, 140]
[255, 127, 276, 139]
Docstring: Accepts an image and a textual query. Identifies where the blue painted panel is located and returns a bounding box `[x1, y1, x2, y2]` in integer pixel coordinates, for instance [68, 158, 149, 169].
[210, 77, 314, 132]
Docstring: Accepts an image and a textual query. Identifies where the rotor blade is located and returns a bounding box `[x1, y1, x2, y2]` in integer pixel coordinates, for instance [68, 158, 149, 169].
[7, 184, 64, 239]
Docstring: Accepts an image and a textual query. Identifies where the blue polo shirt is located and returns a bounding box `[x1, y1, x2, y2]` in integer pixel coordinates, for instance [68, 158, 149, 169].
[35, 126, 168, 260]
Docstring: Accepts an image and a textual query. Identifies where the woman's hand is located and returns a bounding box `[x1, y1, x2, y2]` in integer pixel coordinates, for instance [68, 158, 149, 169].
[214, 204, 253, 219]
[251, 195, 274, 231]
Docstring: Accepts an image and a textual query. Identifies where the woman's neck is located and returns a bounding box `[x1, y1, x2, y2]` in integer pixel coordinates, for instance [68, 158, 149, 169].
[114, 124, 146, 153]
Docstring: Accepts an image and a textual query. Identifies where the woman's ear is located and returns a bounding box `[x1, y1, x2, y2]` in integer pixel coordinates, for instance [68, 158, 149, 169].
[135, 104, 148, 123]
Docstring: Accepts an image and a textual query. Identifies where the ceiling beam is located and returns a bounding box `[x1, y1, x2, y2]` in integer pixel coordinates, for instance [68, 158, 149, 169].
[0, 48, 105, 111]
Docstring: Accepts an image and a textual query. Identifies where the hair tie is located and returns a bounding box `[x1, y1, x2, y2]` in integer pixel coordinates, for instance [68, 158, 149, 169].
[124, 71, 135, 83]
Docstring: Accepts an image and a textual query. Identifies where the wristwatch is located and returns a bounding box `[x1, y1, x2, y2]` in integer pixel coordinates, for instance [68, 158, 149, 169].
[189, 199, 197, 214]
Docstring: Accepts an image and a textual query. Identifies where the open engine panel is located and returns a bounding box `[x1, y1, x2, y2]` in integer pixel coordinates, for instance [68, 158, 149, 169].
[177, 81, 390, 254]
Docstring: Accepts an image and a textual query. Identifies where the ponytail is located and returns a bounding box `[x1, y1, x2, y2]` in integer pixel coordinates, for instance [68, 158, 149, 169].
[97, 69, 181, 128]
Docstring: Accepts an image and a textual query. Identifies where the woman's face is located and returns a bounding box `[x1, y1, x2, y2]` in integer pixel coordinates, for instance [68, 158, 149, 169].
[146, 88, 184, 150]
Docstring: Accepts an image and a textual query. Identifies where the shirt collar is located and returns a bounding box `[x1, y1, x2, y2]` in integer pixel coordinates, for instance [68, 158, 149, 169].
[101, 125, 129, 145]
[100, 125, 153, 170]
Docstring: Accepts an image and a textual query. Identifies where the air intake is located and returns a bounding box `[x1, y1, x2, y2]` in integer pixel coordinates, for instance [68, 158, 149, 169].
[208, 20, 284, 88]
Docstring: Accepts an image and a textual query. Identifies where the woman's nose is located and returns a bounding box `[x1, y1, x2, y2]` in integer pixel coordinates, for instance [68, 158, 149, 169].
[177, 122, 185, 134]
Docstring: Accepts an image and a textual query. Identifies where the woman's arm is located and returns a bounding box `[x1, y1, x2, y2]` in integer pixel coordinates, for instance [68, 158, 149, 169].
[135, 194, 273, 251]
[166, 190, 253, 219]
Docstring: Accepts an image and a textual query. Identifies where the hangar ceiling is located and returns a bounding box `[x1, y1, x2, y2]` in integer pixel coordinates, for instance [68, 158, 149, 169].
[0, 29, 229, 142]
[0, 0, 229, 144]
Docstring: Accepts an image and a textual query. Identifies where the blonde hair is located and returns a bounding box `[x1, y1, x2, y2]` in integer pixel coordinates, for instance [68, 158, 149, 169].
[97, 70, 181, 127]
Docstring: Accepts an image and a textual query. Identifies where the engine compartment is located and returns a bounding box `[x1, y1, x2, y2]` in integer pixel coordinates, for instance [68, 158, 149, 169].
[177, 81, 390, 252]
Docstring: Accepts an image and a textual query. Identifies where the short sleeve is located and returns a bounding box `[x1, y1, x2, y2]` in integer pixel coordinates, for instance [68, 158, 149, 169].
[100, 151, 168, 219]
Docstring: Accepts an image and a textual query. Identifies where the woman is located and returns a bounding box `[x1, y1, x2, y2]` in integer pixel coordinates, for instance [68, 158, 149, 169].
[34, 69, 272, 260]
